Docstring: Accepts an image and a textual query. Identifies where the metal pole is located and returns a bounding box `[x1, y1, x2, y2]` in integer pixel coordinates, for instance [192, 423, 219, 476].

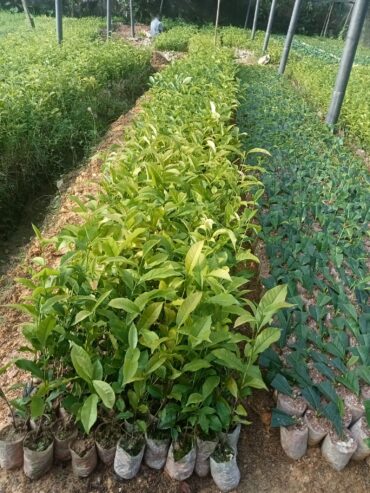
[215, 0, 221, 46]
[129, 0, 135, 38]
[323, 1, 335, 37]
[244, 0, 252, 29]
[278, 0, 304, 75]
[342, 2, 355, 36]
[251, 0, 261, 40]
[55, 0, 63, 44]
[106, 0, 112, 39]
[326, 0, 369, 125]
[263, 0, 278, 52]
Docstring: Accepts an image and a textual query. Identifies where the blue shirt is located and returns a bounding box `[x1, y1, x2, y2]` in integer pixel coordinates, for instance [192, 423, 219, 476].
[150, 18, 163, 37]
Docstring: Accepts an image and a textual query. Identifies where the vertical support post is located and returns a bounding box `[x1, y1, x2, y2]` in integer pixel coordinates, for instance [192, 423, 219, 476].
[341, 2, 354, 37]
[278, 0, 304, 75]
[323, 1, 335, 37]
[251, 0, 261, 40]
[215, 0, 221, 46]
[106, 0, 112, 39]
[55, 0, 63, 44]
[326, 0, 369, 125]
[159, 0, 165, 17]
[244, 0, 252, 29]
[129, 0, 135, 38]
[263, 0, 278, 52]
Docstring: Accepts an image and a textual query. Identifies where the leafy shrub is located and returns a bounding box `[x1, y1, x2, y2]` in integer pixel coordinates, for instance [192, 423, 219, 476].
[154, 25, 198, 51]
[9, 44, 287, 439]
[0, 15, 152, 234]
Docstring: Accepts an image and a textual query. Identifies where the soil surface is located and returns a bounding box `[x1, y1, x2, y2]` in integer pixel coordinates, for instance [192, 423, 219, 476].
[0, 393, 369, 492]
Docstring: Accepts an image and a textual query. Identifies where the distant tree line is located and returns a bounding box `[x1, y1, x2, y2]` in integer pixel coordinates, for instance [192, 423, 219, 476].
[0, 0, 364, 36]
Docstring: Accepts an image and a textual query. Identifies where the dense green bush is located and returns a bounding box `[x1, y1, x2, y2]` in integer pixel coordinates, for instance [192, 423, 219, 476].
[154, 24, 198, 51]
[0, 15, 151, 235]
[9, 42, 287, 443]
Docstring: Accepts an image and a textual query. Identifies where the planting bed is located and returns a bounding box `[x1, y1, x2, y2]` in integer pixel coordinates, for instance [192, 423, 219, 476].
[237, 64, 369, 469]
[0, 14, 151, 235]
[0, 22, 369, 492]
[0, 33, 290, 492]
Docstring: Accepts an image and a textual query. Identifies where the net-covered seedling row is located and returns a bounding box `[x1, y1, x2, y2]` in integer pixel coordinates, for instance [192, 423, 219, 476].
[1, 40, 288, 491]
[238, 65, 370, 470]
[0, 16, 152, 234]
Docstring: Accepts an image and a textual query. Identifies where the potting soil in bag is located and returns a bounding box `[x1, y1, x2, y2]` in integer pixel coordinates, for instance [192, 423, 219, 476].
[195, 437, 218, 477]
[144, 436, 170, 470]
[70, 444, 97, 477]
[114, 440, 145, 479]
[321, 429, 357, 471]
[23, 441, 54, 480]
[96, 439, 116, 466]
[0, 425, 25, 469]
[350, 417, 370, 461]
[54, 429, 77, 462]
[165, 443, 196, 481]
[220, 424, 241, 455]
[280, 423, 308, 460]
[210, 454, 240, 492]
[304, 410, 331, 446]
[277, 391, 307, 417]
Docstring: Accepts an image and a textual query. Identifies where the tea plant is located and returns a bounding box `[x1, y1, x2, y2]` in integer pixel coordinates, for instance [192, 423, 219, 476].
[0, 14, 151, 235]
[9, 42, 288, 444]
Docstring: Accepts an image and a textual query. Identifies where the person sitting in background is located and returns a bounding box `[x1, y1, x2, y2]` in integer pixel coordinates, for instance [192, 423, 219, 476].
[150, 15, 163, 38]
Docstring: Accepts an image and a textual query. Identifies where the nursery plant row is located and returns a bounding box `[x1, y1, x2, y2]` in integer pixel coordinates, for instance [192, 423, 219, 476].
[237, 65, 370, 469]
[0, 37, 288, 491]
[0, 15, 152, 234]
[155, 21, 370, 151]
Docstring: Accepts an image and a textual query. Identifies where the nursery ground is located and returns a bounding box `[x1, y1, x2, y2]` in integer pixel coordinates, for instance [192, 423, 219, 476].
[0, 391, 368, 493]
[0, 42, 369, 493]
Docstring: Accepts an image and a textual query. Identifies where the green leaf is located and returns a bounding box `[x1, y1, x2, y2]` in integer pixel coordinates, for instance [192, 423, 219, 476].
[365, 400, 370, 427]
[212, 348, 244, 372]
[73, 310, 91, 325]
[183, 359, 212, 372]
[176, 292, 202, 327]
[253, 328, 281, 356]
[92, 359, 103, 380]
[108, 298, 140, 314]
[80, 394, 99, 434]
[226, 377, 238, 398]
[234, 311, 256, 328]
[138, 302, 163, 330]
[186, 393, 203, 406]
[92, 380, 115, 409]
[141, 267, 181, 282]
[271, 374, 293, 396]
[236, 250, 260, 264]
[271, 408, 296, 427]
[15, 359, 43, 380]
[71, 344, 93, 383]
[207, 293, 239, 307]
[30, 396, 45, 419]
[185, 241, 204, 274]
[128, 325, 138, 349]
[122, 348, 140, 384]
[202, 376, 220, 400]
[235, 404, 248, 416]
